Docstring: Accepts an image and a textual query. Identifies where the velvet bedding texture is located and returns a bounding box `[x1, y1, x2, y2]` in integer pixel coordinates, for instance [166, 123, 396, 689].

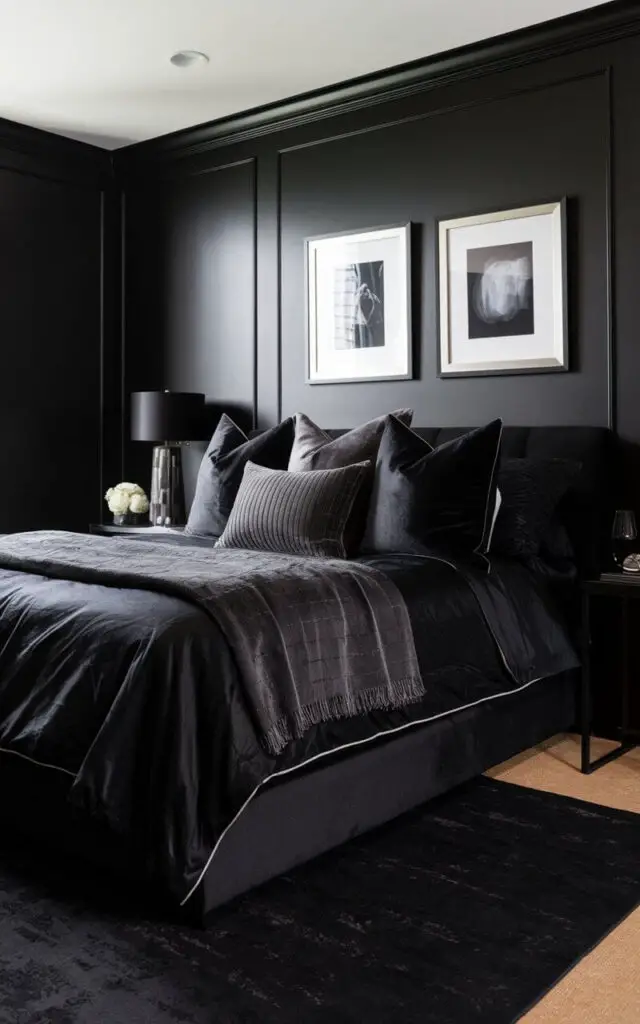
[362, 417, 503, 561]
[287, 409, 413, 471]
[185, 414, 295, 540]
[491, 457, 582, 557]
[0, 533, 578, 905]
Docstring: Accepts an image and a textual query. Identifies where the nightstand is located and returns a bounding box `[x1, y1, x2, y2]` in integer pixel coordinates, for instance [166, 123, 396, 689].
[581, 573, 640, 773]
[89, 524, 186, 538]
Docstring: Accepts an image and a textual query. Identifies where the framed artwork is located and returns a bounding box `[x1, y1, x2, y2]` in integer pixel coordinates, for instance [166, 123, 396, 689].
[438, 199, 568, 377]
[306, 223, 412, 384]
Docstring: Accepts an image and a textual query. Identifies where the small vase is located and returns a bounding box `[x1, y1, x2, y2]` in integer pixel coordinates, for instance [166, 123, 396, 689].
[112, 513, 146, 527]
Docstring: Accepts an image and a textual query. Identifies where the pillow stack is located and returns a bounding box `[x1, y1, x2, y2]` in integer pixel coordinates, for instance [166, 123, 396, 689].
[187, 410, 574, 566]
[187, 410, 412, 558]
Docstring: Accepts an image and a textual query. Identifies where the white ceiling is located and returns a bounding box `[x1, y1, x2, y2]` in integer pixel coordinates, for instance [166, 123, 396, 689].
[0, 0, 607, 151]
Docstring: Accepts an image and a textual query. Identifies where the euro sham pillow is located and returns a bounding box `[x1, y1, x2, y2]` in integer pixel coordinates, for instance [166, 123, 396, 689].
[288, 409, 413, 472]
[185, 414, 295, 540]
[490, 457, 581, 558]
[216, 460, 371, 558]
[361, 417, 503, 559]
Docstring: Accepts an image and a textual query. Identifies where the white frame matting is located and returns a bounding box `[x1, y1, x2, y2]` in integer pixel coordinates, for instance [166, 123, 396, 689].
[306, 223, 412, 384]
[438, 199, 568, 377]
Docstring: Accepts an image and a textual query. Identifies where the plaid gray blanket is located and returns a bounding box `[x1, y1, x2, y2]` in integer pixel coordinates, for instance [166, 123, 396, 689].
[0, 532, 424, 755]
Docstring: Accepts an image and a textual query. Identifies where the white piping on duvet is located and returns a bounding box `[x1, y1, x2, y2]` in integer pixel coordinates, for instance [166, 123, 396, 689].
[0, 550, 554, 906]
[180, 551, 534, 906]
[179, 670, 548, 907]
[0, 744, 76, 778]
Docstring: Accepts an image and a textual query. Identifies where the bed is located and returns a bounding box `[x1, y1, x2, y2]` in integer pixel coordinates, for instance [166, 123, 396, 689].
[0, 425, 614, 923]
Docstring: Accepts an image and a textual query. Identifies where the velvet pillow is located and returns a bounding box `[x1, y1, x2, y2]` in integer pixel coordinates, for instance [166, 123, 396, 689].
[185, 414, 295, 539]
[287, 409, 413, 472]
[361, 417, 503, 559]
[491, 458, 582, 558]
[216, 460, 371, 558]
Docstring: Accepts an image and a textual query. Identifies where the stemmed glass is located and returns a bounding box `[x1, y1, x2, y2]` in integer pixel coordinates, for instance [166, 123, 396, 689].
[612, 510, 638, 569]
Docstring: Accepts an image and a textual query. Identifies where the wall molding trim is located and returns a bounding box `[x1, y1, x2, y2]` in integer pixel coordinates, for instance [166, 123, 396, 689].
[116, 0, 639, 171]
[0, 115, 113, 187]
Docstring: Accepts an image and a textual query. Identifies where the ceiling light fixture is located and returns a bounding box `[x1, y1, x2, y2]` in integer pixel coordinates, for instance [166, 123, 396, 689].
[170, 50, 210, 68]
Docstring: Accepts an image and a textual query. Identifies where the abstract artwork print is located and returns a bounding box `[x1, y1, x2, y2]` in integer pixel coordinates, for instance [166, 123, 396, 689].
[467, 242, 534, 339]
[438, 201, 566, 377]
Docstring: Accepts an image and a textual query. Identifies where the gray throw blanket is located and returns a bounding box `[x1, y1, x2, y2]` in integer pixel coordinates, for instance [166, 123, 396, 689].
[0, 532, 424, 755]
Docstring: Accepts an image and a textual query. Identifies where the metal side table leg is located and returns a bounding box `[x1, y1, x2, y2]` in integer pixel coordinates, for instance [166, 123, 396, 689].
[582, 592, 637, 773]
[581, 590, 591, 774]
[621, 597, 630, 742]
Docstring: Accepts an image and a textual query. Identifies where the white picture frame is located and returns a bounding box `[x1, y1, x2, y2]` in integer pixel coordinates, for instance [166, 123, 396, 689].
[306, 223, 412, 384]
[438, 200, 568, 377]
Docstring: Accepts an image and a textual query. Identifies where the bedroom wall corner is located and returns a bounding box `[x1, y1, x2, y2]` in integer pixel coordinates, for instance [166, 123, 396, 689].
[0, 119, 114, 533]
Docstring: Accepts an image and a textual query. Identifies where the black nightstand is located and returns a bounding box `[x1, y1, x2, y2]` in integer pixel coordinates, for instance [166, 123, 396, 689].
[581, 573, 639, 774]
[89, 524, 186, 538]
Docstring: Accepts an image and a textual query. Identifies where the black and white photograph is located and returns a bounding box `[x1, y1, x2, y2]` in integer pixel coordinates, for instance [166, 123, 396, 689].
[334, 260, 385, 350]
[467, 241, 534, 340]
[306, 224, 411, 383]
[438, 200, 567, 377]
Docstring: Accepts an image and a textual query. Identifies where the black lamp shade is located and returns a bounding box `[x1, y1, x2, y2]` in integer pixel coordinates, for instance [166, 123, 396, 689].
[131, 391, 205, 442]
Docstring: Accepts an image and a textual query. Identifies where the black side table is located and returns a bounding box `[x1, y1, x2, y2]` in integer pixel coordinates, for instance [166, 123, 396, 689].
[89, 524, 186, 538]
[581, 573, 639, 773]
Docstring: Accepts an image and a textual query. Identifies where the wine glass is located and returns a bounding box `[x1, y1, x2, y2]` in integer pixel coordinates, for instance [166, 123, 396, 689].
[612, 510, 637, 569]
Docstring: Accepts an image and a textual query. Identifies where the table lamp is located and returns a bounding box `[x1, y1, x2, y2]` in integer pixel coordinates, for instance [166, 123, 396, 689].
[131, 390, 205, 526]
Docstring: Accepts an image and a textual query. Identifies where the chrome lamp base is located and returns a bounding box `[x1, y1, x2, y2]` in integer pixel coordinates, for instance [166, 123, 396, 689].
[149, 444, 185, 526]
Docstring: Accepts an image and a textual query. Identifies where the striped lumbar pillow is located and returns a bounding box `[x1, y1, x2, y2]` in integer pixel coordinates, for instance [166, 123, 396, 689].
[216, 460, 371, 558]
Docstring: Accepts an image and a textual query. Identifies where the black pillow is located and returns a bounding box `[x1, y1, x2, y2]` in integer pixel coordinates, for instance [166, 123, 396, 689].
[491, 458, 582, 558]
[216, 460, 371, 558]
[540, 517, 576, 566]
[361, 417, 503, 559]
[185, 414, 295, 539]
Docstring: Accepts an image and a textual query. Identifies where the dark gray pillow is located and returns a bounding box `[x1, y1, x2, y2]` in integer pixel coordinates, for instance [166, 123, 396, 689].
[185, 414, 295, 540]
[287, 410, 413, 472]
[216, 460, 371, 558]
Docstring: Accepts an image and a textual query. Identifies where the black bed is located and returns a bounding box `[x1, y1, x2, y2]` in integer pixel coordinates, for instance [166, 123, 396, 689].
[0, 425, 614, 922]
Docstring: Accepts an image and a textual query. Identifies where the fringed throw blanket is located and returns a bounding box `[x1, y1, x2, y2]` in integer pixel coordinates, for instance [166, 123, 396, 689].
[0, 532, 424, 755]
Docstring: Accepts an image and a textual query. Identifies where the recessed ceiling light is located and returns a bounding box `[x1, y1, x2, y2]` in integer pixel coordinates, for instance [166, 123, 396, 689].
[170, 50, 210, 68]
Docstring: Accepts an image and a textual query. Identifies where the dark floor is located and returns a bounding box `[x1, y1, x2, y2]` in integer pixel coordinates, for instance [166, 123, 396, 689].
[1, 777, 639, 1024]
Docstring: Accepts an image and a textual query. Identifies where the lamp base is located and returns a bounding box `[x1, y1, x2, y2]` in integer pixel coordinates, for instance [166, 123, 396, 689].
[149, 445, 185, 527]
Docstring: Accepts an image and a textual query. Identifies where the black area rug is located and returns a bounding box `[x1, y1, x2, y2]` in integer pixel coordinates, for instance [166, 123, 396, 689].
[1, 777, 639, 1024]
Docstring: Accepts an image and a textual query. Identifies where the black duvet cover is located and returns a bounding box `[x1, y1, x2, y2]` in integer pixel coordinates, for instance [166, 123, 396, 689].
[0, 535, 578, 906]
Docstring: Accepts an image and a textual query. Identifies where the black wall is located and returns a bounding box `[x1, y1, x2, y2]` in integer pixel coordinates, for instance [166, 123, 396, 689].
[0, 121, 114, 532]
[115, 2, 640, 505]
[5, 4, 640, 525]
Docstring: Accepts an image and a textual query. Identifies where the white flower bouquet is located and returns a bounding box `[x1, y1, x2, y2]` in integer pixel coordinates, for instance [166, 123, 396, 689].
[105, 482, 149, 524]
